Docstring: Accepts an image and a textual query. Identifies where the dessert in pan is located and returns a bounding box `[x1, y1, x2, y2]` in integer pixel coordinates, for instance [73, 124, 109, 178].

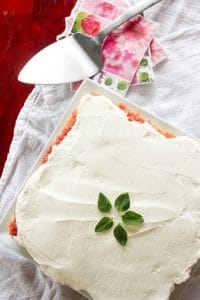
[9, 92, 200, 299]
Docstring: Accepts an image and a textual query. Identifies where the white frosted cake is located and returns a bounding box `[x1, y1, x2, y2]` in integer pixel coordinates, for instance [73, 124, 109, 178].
[14, 93, 200, 300]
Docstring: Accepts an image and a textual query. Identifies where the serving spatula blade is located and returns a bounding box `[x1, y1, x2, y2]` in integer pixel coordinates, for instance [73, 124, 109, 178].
[18, 34, 103, 84]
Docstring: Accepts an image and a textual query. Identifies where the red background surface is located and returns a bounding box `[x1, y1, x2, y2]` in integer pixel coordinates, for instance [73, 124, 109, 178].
[0, 0, 76, 176]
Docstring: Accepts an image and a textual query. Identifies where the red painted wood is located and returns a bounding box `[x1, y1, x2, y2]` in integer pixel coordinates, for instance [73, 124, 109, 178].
[0, 0, 76, 176]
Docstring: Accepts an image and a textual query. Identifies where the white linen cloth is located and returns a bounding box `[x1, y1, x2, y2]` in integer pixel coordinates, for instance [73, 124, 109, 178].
[0, 0, 200, 299]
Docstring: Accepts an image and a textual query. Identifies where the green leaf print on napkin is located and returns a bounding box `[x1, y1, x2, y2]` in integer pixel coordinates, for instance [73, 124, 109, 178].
[72, 12, 89, 33]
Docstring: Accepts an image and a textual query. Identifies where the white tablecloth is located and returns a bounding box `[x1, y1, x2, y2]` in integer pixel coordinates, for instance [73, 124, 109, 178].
[1, 0, 200, 299]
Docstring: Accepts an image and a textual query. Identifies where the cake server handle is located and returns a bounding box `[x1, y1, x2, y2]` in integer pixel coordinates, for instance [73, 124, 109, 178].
[97, 0, 162, 42]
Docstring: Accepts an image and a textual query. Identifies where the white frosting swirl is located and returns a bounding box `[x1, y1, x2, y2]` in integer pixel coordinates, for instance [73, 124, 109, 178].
[16, 94, 200, 300]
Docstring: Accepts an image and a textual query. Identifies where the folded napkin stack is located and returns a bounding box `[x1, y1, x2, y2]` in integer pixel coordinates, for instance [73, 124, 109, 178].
[58, 0, 167, 95]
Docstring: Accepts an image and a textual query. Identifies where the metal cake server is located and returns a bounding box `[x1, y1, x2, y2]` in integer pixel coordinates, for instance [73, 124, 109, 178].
[18, 0, 162, 85]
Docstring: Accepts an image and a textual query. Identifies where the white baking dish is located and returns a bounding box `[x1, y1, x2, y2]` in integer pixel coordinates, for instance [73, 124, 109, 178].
[0, 79, 195, 299]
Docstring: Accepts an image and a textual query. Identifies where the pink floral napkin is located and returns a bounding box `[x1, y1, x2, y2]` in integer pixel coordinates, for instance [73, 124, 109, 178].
[59, 0, 167, 95]
[97, 15, 157, 92]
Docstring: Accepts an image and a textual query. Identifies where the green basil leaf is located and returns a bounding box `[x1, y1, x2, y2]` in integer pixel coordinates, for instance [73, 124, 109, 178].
[95, 217, 113, 232]
[122, 211, 144, 225]
[98, 193, 112, 213]
[115, 193, 130, 212]
[113, 224, 128, 246]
